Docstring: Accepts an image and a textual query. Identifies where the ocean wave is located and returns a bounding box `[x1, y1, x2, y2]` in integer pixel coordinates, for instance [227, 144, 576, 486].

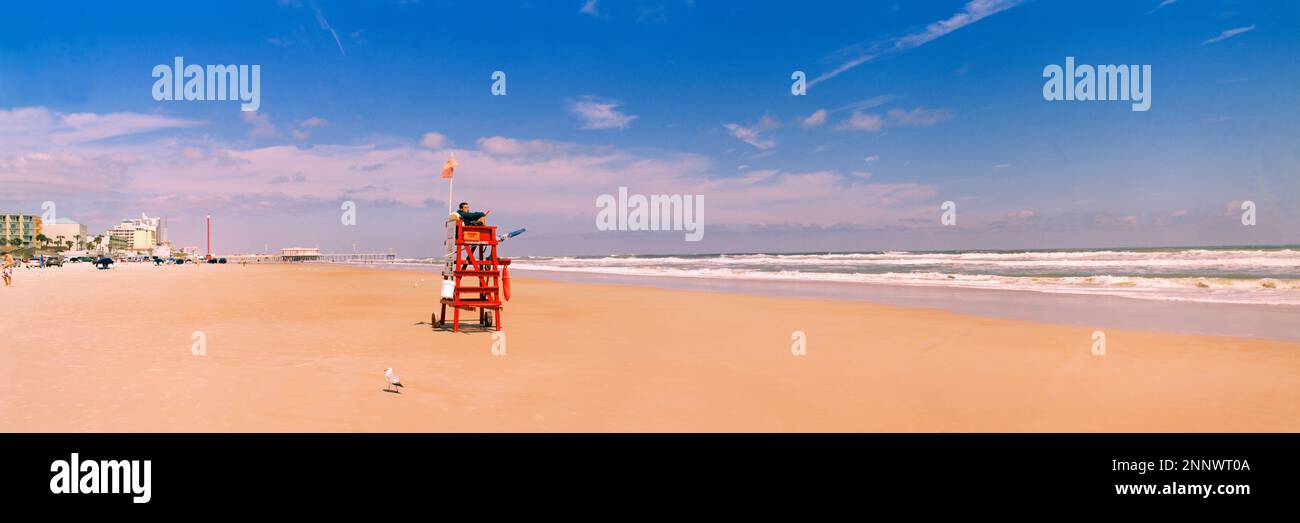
[510, 249, 1300, 306]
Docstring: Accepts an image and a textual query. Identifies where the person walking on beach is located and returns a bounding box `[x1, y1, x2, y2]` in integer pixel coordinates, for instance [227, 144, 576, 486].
[2, 252, 15, 287]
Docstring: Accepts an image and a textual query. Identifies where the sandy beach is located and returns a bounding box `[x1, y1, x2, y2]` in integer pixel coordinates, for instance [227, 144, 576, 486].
[1, 262, 1297, 432]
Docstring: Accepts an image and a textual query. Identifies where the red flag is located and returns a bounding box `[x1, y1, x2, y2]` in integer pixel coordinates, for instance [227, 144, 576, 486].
[441, 154, 458, 179]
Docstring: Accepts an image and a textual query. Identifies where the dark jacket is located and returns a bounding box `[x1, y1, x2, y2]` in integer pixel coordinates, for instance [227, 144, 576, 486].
[458, 210, 487, 225]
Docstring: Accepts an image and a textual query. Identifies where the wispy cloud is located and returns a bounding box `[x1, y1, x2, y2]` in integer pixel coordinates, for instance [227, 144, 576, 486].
[580, 0, 600, 16]
[801, 109, 828, 128]
[836, 112, 884, 132]
[723, 114, 780, 149]
[0, 107, 202, 146]
[419, 131, 450, 149]
[291, 117, 328, 140]
[242, 111, 278, 139]
[1149, 0, 1178, 13]
[310, 0, 346, 56]
[1, 105, 951, 244]
[810, 0, 1024, 87]
[1203, 25, 1256, 45]
[887, 107, 953, 126]
[831, 94, 897, 114]
[636, 6, 667, 24]
[568, 96, 637, 130]
[835, 106, 952, 132]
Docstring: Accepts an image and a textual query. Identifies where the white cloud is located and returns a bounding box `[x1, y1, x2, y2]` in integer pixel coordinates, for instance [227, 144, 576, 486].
[475, 136, 589, 157]
[0, 106, 973, 252]
[887, 107, 953, 126]
[836, 112, 883, 132]
[811, 0, 1024, 87]
[834, 106, 951, 132]
[580, 0, 599, 16]
[291, 117, 328, 140]
[310, 0, 346, 56]
[723, 114, 780, 149]
[0, 107, 202, 147]
[1203, 25, 1256, 45]
[1150, 0, 1178, 13]
[801, 109, 828, 128]
[831, 95, 896, 114]
[242, 111, 278, 139]
[864, 154, 879, 163]
[568, 96, 637, 130]
[419, 131, 450, 149]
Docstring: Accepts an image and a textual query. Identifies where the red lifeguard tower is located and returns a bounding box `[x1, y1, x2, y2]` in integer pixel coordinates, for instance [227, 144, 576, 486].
[435, 222, 510, 332]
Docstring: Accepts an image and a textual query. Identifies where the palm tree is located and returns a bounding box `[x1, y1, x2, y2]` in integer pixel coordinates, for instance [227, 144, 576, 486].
[65, 240, 74, 250]
[35, 234, 48, 248]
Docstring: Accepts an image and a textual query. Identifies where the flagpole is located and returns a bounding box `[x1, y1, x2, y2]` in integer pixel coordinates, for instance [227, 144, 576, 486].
[444, 152, 456, 215]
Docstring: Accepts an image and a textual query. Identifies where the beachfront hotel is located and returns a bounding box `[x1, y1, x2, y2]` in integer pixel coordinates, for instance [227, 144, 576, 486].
[106, 213, 166, 253]
[41, 218, 87, 250]
[0, 213, 42, 246]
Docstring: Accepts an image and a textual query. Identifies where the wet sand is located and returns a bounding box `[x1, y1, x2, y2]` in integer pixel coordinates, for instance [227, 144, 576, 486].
[1, 262, 1297, 432]
[517, 269, 1300, 342]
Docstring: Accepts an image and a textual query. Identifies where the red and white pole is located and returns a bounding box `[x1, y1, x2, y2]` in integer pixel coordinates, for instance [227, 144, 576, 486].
[206, 214, 212, 260]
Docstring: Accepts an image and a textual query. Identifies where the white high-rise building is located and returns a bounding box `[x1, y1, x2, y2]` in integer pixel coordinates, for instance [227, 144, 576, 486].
[107, 213, 167, 253]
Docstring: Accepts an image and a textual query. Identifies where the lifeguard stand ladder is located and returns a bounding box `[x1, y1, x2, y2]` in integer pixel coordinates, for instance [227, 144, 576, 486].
[436, 224, 509, 332]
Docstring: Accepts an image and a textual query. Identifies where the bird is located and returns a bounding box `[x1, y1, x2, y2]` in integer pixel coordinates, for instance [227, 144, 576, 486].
[384, 368, 404, 393]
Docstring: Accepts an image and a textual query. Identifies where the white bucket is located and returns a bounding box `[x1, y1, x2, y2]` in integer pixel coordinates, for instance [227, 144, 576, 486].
[440, 280, 455, 299]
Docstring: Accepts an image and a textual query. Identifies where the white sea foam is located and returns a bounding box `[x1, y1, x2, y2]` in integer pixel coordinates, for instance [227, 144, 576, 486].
[510, 248, 1300, 306]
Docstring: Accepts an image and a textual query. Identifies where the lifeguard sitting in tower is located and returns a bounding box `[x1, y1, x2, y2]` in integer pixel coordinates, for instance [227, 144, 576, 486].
[434, 154, 524, 332]
[435, 207, 524, 332]
[456, 202, 490, 226]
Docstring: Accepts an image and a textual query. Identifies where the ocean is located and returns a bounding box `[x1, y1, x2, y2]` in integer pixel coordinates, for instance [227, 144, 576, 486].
[507, 246, 1300, 306]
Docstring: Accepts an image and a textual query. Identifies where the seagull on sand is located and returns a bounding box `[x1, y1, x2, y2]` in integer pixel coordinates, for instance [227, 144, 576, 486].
[384, 368, 405, 393]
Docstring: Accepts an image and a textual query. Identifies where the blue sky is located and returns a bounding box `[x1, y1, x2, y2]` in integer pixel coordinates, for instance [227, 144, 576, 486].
[1, 0, 1297, 256]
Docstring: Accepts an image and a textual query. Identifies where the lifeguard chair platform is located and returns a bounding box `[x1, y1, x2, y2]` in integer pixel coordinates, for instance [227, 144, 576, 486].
[435, 220, 510, 332]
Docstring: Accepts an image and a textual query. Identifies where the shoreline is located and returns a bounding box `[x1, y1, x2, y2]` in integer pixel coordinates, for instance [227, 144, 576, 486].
[511, 268, 1300, 342]
[1, 262, 1297, 432]
[336, 261, 1300, 342]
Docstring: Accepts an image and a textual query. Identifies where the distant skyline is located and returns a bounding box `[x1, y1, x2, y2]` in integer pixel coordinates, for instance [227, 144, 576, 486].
[1, 0, 1297, 256]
